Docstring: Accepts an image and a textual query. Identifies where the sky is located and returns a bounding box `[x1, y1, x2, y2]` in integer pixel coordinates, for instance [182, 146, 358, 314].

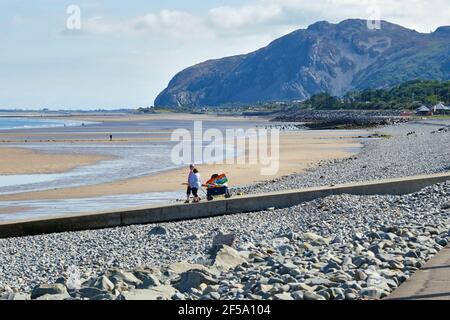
[0, 0, 449, 110]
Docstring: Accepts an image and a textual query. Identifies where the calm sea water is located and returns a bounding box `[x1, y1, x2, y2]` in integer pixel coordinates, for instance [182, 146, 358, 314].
[0, 117, 86, 130]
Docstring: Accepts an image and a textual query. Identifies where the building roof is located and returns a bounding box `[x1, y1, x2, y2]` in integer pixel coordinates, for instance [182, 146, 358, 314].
[433, 102, 448, 110]
[416, 106, 430, 112]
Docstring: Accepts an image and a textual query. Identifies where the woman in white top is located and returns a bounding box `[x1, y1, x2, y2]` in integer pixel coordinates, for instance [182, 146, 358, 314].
[188, 168, 202, 203]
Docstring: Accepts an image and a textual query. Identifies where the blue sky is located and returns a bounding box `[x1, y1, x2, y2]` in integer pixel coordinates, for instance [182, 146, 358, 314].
[0, 0, 449, 110]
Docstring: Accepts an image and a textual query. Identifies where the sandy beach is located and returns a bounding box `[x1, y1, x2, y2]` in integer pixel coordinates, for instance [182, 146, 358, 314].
[0, 147, 110, 175]
[0, 130, 362, 201]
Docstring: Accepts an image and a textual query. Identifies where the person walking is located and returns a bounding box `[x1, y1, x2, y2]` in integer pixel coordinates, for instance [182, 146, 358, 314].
[185, 164, 195, 203]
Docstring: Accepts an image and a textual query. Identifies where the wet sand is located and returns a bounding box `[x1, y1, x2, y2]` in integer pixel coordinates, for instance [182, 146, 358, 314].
[0, 147, 111, 175]
[0, 206, 33, 215]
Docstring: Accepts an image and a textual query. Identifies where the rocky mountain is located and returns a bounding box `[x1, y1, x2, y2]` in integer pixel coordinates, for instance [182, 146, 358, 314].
[154, 19, 450, 107]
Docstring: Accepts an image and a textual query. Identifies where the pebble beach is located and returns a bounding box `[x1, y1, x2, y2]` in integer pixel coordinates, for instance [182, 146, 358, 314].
[1, 119, 449, 300]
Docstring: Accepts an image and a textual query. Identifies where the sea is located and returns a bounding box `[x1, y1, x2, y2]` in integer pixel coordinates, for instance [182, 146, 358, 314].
[0, 116, 87, 130]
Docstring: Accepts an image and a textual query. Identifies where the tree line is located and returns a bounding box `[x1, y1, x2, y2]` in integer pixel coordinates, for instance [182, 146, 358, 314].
[302, 80, 450, 110]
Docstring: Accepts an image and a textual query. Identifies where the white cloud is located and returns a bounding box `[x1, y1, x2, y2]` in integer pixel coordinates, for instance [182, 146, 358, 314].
[79, 0, 449, 41]
[264, 0, 450, 32]
[132, 10, 213, 39]
[83, 10, 214, 40]
[207, 3, 283, 30]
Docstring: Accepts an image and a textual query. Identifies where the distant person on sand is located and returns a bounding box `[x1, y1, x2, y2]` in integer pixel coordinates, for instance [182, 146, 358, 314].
[185, 164, 195, 203]
[110, 134, 113, 141]
[189, 168, 202, 203]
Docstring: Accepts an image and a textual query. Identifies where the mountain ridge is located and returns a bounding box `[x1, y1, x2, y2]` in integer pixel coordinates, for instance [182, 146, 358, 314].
[155, 19, 450, 107]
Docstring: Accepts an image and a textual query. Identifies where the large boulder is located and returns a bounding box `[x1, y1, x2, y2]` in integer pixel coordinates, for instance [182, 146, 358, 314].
[35, 293, 71, 300]
[0, 292, 30, 300]
[167, 262, 215, 275]
[77, 287, 109, 299]
[173, 270, 218, 293]
[213, 245, 246, 270]
[92, 275, 115, 292]
[303, 232, 331, 245]
[31, 283, 68, 299]
[212, 233, 236, 247]
[133, 270, 161, 288]
[107, 269, 143, 287]
[121, 286, 178, 300]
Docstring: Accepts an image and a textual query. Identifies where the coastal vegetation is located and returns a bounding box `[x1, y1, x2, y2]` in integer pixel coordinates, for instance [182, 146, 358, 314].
[304, 80, 450, 110]
[149, 80, 450, 115]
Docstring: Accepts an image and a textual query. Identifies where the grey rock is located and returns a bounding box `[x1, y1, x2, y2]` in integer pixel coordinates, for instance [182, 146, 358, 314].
[174, 270, 218, 293]
[172, 292, 186, 300]
[321, 261, 341, 273]
[352, 256, 368, 268]
[213, 245, 246, 270]
[304, 291, 326, 300]
[289, 283, 315, 292]
[317, 289, 331, 300]
[0, 292, 30, 300]
[182, 234, 203, 241]
[368, 244, 382, 254]
[405, 251, 419, 258]
[303, 232, 330, 245]
[328, 288, 345, 299]
[273, 292, 293, 300]
[133, 270, 161, 288]
[35, 293, 71, 300]
[276, 244, 295, 254]
[360, 287, 389, 299]
[305, 277, 335, 287]
[345, 293, 357, 300]
[149, 226, 168, 236]
[168, 262, 215, 275]
[78, 287, 108, 299]
[212, 233, 236, 248]
[203, 285, 220, 295]
[291, 291, 304, 300]
[268, 277, 284, 285]
[107, 270, 143, 287]
[209, 292, 221, 300]
[91, 293, 117, 300]
[31, 284, 68, 299]
[121, 286, 178, 300]
[388, 260, 404, 270]
[93, 276, 115, 292]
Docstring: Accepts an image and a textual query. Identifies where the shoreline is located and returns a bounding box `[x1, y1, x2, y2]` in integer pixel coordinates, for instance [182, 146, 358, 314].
[0, 130, 364, 202]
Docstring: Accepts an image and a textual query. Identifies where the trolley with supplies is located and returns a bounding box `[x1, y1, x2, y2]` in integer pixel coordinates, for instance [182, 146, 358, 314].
[204, 173, 232, 201]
